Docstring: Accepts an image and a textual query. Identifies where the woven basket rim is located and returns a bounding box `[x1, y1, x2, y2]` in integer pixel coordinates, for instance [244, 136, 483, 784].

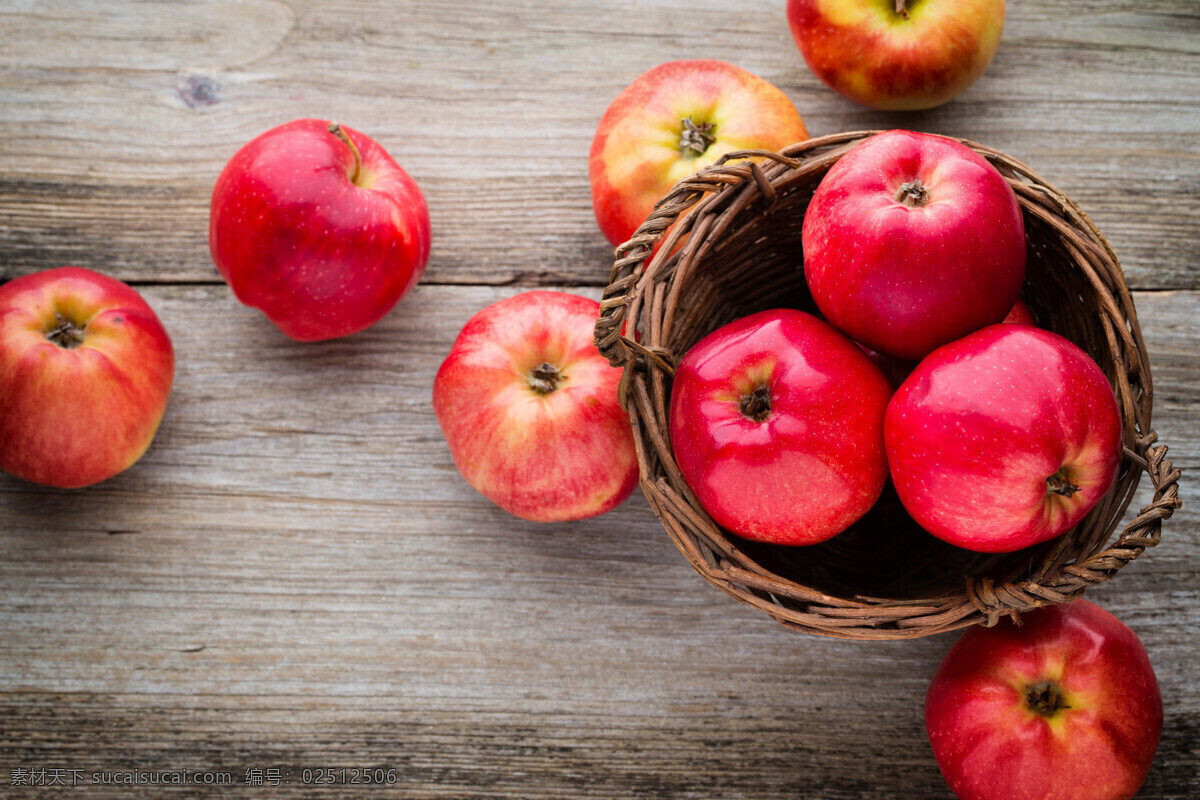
[593, 130, 1183, 641]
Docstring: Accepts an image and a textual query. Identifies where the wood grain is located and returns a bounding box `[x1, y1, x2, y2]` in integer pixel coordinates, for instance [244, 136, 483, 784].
[1, 1, 1198, 797]
[0, 285, 1197, 797]
[0, 1, 1197, 289]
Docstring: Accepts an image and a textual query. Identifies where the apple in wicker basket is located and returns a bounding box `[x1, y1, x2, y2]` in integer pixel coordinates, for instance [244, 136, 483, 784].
[0, 267, 175, 488]
[885, 324, 1123, 553]
[434, 291, 638, 522]
[589, 59, 809, 248]
[668, 308, 892, 546]
[926, 599, 1162, 800]
[803, 129, 1026, 361]
[210, 118, 431, 342]
[786, 0, 1006, 111]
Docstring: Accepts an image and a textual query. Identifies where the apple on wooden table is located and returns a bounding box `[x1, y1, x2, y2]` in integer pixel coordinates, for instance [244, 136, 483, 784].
[803, 129, 1026, 361]
[433, 291, 638, 523]
[668, 308, 892, 546]
[786, 0, 1006, 110]
[884, 324, 1123, 553]
[0, 267, 175, 488]
[926, 599, 1162, 800]
[210, 118, 431, 342]
[589, 59, 809, 249]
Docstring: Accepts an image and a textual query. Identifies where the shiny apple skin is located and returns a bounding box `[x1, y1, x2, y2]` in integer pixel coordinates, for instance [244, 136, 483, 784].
[926, 600, 1162, 800]
[787, 0, 1006, 111]
[803, 130, 1026, 361]
[885, 324, 1122, 553]
[668, 308, 892, 546]
[210, 118, 431, 342]
[0, 267, 175, 488]
[589, 59, 809, 248]
[433, 291, 638, 523]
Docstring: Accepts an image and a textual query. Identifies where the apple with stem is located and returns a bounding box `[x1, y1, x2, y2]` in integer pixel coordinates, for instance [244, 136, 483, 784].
[803, 130, 1026, 361]
[210, 118, 431, 341]
[590, 59, 809, 249]
[926, 599, 1162, 800]
[884, 324, 1123, 553]
[0, 267, 175, 488]
[787, 0, 1006, 111]
[668, 308, 892, 546]
[434, 291, 638, 522]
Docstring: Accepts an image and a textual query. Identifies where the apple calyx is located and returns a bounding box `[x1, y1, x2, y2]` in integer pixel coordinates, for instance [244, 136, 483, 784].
[46, 312, 86, 349]
[528, 362, 564, 394]
[1046, 468, 1081, 498]
[895, 180, 930, 208]
[1025, 681, 1070, 717]
[679, 117, 717, 158]
[327, 122, 363, 186]
[739, 384, 772, 423]
[894, 0, 910, 20]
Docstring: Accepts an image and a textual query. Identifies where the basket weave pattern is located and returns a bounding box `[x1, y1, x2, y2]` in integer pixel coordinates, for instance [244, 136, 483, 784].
[594, 131, 1183, 641]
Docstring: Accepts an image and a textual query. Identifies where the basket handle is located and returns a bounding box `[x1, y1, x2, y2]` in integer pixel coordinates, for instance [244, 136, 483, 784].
[592, 131, 879, 370]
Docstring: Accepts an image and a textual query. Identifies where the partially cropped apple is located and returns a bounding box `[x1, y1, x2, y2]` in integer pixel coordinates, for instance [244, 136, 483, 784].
[803, 130, 1026, 361]
[885, 324, 1123, 553]
[1004, 297, 1036, 325]
[433, 291, 638, 522]
[0, 267, 175, 488]
[787, 0, 1006, 111]
[669, 308, 892, 545]
[210, 118, 431, 341]
[590, 59, 809, 248]
[927, 600, 1162, 800]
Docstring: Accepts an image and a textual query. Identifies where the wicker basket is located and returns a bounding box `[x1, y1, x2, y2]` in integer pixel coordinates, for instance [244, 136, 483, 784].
[593, 130, 1182, 641]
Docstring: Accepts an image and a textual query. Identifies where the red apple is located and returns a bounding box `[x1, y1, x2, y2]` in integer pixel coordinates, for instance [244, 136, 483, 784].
[885, 324, 1122, 553]
[803, 130, 1026, 361]
[926, 599, 1162, 800]
[1004, 297, 1036, 325]
[433, 291, 638, 522]
[787, 0, 1006, 111]
[589, 59, 809, 248]
[0, 267, 175, 488]
[668, 308, 892, 546]
[210, 118, 431, 341]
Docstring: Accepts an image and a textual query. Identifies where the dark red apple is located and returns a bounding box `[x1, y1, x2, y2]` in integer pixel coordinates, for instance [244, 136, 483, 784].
[668, 308, 892, 546]
[210, 119, 431, 341]
[885, 324, 1122, 553]
[803, 130, 1026, 361]
[926, 599, 1162, 800]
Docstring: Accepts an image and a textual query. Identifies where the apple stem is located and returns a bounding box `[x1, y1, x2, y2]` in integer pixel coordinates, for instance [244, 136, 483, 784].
[529, 362, 563, 394]
[1046, 468, 1081, 497]
[739, 385, 772, 423]
[895, 0, 910, 20]
[328, 122, 362, 185]
[46, 313, 86, 349]
[896, 180, 930, 208]
[680, 117, 717, 157]
[1026, 682, 1069, 716]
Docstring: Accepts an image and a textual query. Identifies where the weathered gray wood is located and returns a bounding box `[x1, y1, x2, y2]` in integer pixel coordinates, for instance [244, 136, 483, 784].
[0, 1, 1197, 289]
[0, 285, 1196, 797]
[1, 0, 1198, 796]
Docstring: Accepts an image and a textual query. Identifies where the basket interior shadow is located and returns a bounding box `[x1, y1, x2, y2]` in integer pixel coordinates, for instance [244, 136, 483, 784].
[594, 131, 1181, 640]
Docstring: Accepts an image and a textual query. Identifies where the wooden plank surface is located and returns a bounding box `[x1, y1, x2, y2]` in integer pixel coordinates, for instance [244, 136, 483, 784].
[1, 1, 1198, 798]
